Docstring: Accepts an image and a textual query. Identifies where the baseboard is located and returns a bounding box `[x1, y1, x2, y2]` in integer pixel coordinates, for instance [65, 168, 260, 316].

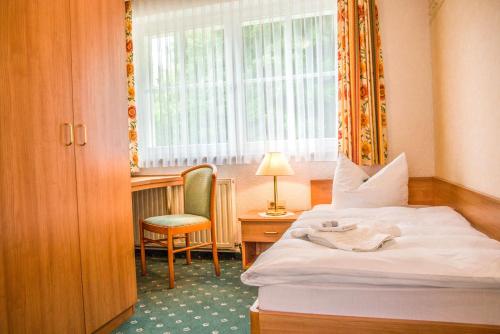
[93, 305, 134, 334]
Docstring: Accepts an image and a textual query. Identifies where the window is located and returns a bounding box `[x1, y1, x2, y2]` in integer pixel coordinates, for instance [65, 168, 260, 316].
[149, 28, 227, 147]
[134, 0, 337, 167]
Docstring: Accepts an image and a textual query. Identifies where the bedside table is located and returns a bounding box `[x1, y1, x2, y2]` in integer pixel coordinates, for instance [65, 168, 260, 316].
[239, 211, 302, 269]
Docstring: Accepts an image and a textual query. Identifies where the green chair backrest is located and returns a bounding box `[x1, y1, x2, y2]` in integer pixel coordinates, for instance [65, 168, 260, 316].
[183, 166, 214, 219]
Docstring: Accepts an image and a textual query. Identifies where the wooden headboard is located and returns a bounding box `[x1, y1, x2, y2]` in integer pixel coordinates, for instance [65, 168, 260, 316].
[310, 177, 500, 241]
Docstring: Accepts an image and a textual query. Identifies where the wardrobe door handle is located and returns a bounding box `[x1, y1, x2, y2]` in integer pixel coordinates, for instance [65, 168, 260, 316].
[75, 124, 87, 146]
[64, 123, 74, 146]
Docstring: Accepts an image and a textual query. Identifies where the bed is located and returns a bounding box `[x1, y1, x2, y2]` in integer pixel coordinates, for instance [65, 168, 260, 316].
[244, 178, 500, 334]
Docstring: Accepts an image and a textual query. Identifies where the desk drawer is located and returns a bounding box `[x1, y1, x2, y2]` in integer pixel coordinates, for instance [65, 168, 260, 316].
[241, 221, 291, 242]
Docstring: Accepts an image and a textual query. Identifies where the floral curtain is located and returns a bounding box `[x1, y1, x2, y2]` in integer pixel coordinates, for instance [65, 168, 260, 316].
[126, 0, 139, 172]
[337, 0, 387, 165]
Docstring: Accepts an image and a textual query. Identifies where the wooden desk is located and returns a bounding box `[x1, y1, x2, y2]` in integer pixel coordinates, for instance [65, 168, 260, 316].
[131, 175, 183, 192]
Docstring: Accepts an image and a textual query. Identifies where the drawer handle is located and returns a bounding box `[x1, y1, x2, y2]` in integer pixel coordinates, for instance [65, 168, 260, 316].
[264, 231, 278, 235]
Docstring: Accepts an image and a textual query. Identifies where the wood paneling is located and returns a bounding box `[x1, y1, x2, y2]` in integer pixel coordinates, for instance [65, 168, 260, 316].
[310, 177, 435, 207]
[0, 0, 86, 332]
[69, 0, 137, 331]
[408, 176, 435, 205]
[310, 179, 333, 207]
[433, 178, 500, 241]
[253, 308, 500, 334]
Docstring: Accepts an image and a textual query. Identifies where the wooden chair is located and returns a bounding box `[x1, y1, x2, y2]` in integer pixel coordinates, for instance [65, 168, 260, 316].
[139, 164, 221, 288]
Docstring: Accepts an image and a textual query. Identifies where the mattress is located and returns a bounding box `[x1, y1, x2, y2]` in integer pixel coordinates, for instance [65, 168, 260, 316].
[241, 206, 500, 288]
[258, 282, 500, 325]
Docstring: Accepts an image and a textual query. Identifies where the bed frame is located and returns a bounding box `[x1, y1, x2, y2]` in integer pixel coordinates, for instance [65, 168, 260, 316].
[250, 177, 500, 334]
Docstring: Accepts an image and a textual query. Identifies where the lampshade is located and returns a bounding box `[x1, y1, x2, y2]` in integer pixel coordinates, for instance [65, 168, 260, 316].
[256, 152, 294, 176]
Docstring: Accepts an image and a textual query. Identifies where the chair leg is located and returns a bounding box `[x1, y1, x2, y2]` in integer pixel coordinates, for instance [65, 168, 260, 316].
[185, 233, 192, 265]
[210, 223, 221, 276]
[139, 220, 147, 276]
[167, 229, 175, 289]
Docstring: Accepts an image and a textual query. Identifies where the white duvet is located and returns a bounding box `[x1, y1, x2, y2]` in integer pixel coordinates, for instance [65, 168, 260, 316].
[241, 206, 500, 289]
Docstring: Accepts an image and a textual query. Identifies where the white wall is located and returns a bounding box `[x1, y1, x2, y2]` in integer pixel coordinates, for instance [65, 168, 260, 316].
[145, 161, 335, 214]
[139, 0, 436, 215]
[431, 0, 500, 199]
[378, 0, 435, 177]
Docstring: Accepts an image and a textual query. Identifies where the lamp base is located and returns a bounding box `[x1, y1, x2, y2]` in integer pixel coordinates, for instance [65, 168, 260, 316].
[258, 211, 295, 218]
[266, 200, 286, 216]
[265, 210, 287, 216]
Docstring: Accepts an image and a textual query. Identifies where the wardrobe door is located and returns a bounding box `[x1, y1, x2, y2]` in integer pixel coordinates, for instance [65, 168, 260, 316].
[69, 0, 137, 331]
[0, 1, 86, 333]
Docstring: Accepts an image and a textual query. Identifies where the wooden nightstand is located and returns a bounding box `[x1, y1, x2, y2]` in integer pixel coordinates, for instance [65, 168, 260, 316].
[239, 211, 302, 269]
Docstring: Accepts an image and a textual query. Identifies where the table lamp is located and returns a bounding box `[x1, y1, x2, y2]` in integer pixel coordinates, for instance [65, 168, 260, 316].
[256, 152, 294, 216]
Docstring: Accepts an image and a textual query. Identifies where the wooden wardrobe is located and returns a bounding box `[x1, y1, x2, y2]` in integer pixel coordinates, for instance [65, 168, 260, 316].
[0, 0, 137, 333]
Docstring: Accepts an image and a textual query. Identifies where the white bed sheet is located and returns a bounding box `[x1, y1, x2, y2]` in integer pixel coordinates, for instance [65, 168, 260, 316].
[241, 206, 500, 288]
[258, 282, 500, 325]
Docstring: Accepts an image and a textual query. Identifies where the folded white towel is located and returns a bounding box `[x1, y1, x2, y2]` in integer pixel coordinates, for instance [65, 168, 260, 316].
[313, 223, 357, 232]
[292, 223, 401, 252]
[310, 224, 401, 251]
[292, 222, 356, 236]
[310, 220, 338, 230]
[290, 227, 315, 238]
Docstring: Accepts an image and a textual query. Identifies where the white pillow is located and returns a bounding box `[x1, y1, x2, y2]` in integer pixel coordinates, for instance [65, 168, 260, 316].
[332, 153, 409, 209]
[333, 154, 369, 193]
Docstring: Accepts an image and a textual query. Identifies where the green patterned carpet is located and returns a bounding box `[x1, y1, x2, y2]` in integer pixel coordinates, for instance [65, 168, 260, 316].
[114, 255, 257, 334]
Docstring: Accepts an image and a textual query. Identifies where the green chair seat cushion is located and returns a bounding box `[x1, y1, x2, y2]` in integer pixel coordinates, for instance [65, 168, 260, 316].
[144, 214, 210, 227]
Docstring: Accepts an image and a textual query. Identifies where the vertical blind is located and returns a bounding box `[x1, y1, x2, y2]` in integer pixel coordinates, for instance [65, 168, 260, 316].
[133, 0, 337, 167]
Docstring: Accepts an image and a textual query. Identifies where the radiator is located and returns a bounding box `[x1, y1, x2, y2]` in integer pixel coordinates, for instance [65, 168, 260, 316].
[132, 178, 239, 251]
